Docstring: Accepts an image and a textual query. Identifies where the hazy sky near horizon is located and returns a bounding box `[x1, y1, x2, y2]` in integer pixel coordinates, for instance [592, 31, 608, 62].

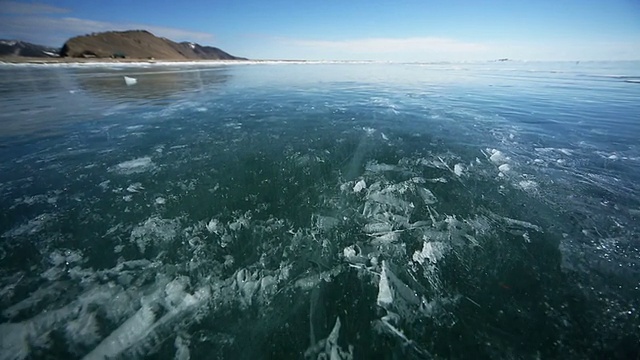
[1, 0, 639, 61]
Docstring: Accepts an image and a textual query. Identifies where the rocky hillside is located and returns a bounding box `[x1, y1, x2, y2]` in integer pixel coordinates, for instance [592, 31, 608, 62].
[60, 30, 245, 60]
[0, 40, 59, 57]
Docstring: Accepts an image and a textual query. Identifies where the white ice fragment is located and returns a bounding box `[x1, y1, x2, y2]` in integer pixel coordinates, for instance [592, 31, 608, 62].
[498, 164, 511, 173]
[314, 215, 339, 231]
[83, 302, 157, 360]
[65, 312, 100, 348]
[130, 216, 179, 253]
[206, 219, 221, 234]
[381, 132, 389, 141]
[260, 275, 277, 297]
[489, 149, 508, 164]
[353, 179, 366, 193]
[228, 215, 249, 231]
[343, 245, 357, 259]
[165, 278, 188, 309]
[500, 216, 542, 232]
[418, 187, 437, 205]
[155, 197, 166, 205]
[377, 262, 394, 308]
[84, 285, 209, 360]
[174, 335, 190, 360]
[371, 231, 399, 245]
[412, 240, 448, 265]
[426, 177, 448, 183]
[517, 180, 538, 191]
[453, 163, 464, 177]
[326, 317, 353, 360]
[365, 162, 397, 172]
[126, 183, 144, 193]
[304, 317, 353, 360]
[378, 316, 410, 342]
[377, 261, 421, 313]
[124, 76, 137, 86]
[364, 222, 392, 234]
[236, 269, 259, 306]
[111, 157, 155, 175]
[327, 317, 341, 344]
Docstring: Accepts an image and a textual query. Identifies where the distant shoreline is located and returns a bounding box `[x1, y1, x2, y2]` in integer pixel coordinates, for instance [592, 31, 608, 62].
[0, 57, 394, 67]
[0, 56, 256, 64]
[1, 57, 637, 66]
[0, 56, 338, 66]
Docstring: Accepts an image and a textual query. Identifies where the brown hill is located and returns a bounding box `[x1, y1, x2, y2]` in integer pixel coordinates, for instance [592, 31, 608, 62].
[60, 30, 245, 60]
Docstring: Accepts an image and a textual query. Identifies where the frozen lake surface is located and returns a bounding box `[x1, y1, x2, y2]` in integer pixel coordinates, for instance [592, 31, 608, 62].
[0, 61, 639, 359]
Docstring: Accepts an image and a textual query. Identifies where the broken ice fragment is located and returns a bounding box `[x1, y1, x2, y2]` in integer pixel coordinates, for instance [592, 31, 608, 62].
[124, 76, 137, 86]
[353, 179, 366, 193]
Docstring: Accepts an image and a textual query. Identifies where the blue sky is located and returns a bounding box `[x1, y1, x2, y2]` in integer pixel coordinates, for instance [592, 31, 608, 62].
[1, 0, 639, 61]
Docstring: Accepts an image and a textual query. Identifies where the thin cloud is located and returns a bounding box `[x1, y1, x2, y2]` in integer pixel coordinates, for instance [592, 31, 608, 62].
[56, 17, 216, 42]
[289, 37, 489, 54]
[268, 36, 493, 61]
[0, 1, 69, 14]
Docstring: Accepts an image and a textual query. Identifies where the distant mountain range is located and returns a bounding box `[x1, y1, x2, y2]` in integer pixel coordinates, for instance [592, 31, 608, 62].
[0, 40, 60, 58]
[1, 30, 246, 60]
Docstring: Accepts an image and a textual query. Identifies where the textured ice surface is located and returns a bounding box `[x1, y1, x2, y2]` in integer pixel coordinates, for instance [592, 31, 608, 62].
[1, 62, 638, 359]
[130, 216, 180, 253]
[2, 214, 54, 238]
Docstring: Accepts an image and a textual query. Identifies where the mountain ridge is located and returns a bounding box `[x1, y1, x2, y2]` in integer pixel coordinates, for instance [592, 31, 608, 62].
[0, 30, 246, 60]
[61, 30, 246, 60]
[0, 40, 60, 58]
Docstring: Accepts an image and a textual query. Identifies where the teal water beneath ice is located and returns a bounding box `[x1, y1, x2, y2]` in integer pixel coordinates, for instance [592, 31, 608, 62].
[0, 61, 639, 359]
